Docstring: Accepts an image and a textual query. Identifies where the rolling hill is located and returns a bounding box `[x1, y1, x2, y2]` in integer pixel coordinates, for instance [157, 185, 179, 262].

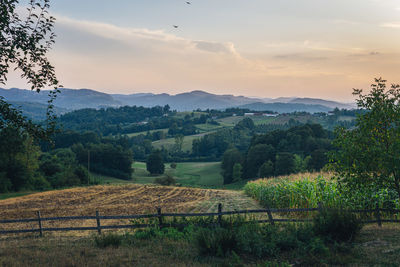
[1, 88, 354, 119]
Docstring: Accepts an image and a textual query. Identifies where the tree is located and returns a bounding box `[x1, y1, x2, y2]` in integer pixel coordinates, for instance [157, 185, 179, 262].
[245, 144, 275, 178]
[308, 149, 328, 171]
[232, 163, 243, 183]
[221, 148, 242, 184]
[258, 160, 274, 178]
[274, 152, 296, 176]
[331, 78, 400, 201]
[146, 150, 165, 175]
[1, 0, 60, 136]
[173, 134, 184, 153]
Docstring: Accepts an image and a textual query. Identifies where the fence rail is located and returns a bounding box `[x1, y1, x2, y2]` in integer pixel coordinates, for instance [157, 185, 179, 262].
[1, 203, 399, 236]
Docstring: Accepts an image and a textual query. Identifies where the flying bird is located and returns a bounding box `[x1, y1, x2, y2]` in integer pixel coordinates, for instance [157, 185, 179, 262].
[173, 25, 179, 28]
[186, 1, 191, 4]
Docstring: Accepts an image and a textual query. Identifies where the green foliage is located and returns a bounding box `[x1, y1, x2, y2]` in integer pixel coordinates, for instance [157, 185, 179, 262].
[154, 174, 176, 186]
[146, 150, 165, 175]
[0, 127, 43, 192]
[1, 0, 61, 137]
[39, 149, 89, 188]
[258, 161, 274, 178]
[245, 176, 341, 209]
[193, 221, 329, 260]
[313, 208, 362, 243]
[245, 144, 275, 178]
[274, 152, 296, 176]
[232, 163, 243, 182]
[245, 176, 400, 211]
[331, 78, 400, 201]
[195, 227, 237, 257]
[243, 124, 333, 179]
[170, 162, 177, 169]
[94, 233, 124, 248]
[72, 142, 133, 180]
[221, 148, 243, 184]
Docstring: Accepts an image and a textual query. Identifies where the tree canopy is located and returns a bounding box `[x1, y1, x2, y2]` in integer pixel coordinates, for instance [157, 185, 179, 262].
[331, 78, 400, 200]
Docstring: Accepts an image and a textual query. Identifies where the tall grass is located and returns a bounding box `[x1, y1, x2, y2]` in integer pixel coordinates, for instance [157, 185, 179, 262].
[244, 174, 400, 210]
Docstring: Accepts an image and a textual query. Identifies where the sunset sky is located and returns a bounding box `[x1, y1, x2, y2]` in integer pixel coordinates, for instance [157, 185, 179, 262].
[6, 0, 400, 101]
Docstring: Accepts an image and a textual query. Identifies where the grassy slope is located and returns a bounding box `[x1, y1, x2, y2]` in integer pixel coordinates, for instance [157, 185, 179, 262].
[126, 128, 168, 137]
[152, 134, 200, 152]
[131, 162, 224, 188]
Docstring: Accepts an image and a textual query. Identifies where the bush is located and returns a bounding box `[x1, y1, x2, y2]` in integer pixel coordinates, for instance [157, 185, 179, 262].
[170, 162, 177, 169]
[154, 175, 176, 186]
[194, 218, 328, 259]
[195, 227, 237, 256]
[94, 233, 124, 248]
[313, 208, 362, 243]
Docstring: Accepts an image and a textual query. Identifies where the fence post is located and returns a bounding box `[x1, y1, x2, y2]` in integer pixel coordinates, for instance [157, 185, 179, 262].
[266, 207, 275, 225]
[375, 203, 382, 227]
[157, 207, 163, 228]
[218, 203, 222, 225]
[96, 210, 101, 234]
[37, 211, 43, 237]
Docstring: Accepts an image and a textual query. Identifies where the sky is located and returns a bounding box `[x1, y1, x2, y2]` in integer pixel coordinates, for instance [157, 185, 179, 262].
[5, 0, 400, 101]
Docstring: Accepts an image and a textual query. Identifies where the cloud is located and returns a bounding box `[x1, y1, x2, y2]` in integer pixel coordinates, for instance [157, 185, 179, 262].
[381, 22, 400, 28]
[274, 53, 329, 62]
[55, 16, 239, 57]
[193, 41, 239, 55]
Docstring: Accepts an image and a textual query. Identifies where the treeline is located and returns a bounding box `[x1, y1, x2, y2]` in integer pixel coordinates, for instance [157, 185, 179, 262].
[58, 105, 172, 135]
[0, 127, 134, 193]
[0, 127, 89, 192]
[50, 131, 134, 180]
[58, 105, 214, 137]
[221, 124, 334, 184]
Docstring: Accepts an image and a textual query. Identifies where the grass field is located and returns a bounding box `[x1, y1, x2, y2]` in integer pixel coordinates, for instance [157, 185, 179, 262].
[131, 162, 224, 188]
[152, 132, 215, 152]
[1, 222, 399, 266]
[195, 123, 225, 133]
[126, 128, 168, 137]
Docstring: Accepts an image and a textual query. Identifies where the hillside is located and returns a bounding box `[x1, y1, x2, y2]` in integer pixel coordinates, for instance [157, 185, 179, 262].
[1, 88, 354, 114]
[0, 88, 121, 110]
[238, 102, 333, 113]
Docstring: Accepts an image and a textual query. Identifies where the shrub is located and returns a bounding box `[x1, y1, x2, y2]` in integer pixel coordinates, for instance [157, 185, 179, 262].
[313, 208, 362, 243]
[94, 233, 124, 248]
[194, 227, 237, 256]
[154, 175, 176, 186]
[170, 162, 177, 169]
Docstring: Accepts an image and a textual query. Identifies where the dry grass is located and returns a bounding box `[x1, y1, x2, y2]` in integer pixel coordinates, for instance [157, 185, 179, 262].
[0, 224, 399, 266]
[0, 184, 261, 237]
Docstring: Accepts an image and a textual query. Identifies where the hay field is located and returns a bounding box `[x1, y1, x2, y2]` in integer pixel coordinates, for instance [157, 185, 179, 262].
[0, 184, 261, 236]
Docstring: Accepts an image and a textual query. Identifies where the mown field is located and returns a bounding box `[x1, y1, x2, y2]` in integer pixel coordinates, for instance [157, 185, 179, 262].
[0, 184, 261, 237]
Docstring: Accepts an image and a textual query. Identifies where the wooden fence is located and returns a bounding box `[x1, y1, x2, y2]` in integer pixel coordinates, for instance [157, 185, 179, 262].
[1, 203, 400, 236]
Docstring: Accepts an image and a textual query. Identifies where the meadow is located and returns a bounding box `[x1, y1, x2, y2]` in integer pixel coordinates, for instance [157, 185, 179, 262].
[130, 161, 224, 188]
[152, 134, 203, 152]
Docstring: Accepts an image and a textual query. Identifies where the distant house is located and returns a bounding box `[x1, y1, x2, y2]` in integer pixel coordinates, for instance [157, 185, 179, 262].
[263, 113, 278, 117]
[244, 113, 255, 116]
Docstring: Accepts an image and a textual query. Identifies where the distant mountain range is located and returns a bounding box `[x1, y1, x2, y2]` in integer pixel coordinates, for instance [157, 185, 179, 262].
[0, 87, 355, 120]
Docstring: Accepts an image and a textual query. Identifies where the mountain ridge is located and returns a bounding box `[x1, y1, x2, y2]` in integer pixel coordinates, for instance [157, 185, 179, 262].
[1, 87, 354, 115]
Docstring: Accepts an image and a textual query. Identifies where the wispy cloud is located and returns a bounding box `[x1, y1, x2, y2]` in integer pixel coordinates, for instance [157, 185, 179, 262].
[381, 22, 400, 28]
